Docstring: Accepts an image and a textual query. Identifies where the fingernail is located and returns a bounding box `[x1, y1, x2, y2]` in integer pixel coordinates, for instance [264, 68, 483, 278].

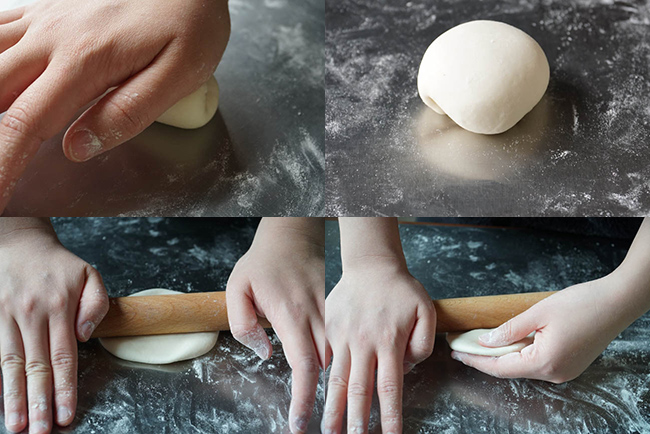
[292, 414, 308, 433]
[6, 412, 23, 429]
[81, 321, 96, 341]
[57, 406, 72, 424]
[251, 341, 270, 360]
[69, 129, 103, 162]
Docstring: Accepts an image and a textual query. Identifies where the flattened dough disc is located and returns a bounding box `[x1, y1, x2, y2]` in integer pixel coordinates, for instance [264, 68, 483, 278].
[447, 328, 534, 357]
[99, 288, 219, 364]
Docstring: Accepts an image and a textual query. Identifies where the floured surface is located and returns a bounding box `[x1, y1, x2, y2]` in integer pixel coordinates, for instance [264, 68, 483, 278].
[99, 289, 219, 364]
[326, 0, 650, 216]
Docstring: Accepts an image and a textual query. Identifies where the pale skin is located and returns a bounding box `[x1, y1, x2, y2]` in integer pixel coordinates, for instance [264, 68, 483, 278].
[0, 218, 109, 434]
[0, 0, 230, 213]
[226, 217, 326, 434]
[453, 218, 650, 383]
[322, 218, 436, 434]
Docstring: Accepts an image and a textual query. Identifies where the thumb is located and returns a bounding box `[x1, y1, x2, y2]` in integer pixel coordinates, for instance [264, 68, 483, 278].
[225, 277, 273, 361]
[403, 300, 436, 373]
[75, 266, 110, 342]
[479, 306, 541, 348]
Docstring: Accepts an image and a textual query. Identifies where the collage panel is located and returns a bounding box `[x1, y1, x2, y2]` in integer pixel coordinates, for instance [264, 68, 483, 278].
[0, 0, 324, 217]
[0, 217, 325, 434]
[324, 217, 650, 433]
[325, 0, 650, 216]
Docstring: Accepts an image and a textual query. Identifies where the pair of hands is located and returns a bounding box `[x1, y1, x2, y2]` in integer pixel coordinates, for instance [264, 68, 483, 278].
[0, 218, 325, 434]
[322, 218, 650, 434]
[0, 0, 230, 212]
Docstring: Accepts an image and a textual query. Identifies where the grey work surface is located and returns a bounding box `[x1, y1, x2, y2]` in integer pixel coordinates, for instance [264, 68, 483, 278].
[3, 0, 324, 217]
[325, 220, 650, 433]
[325, 0, 650, 216]
[0, 218, 324, 434]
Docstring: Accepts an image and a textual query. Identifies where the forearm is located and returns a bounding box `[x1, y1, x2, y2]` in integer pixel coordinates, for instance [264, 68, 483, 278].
[339, 217, 407, 271]
[611, 218, 650, 319]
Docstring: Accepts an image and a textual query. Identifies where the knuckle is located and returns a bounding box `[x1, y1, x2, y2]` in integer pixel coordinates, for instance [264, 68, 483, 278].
[50, 349, 75, 371]
[1, 104, 41, 145]
[1, 352, 26, 371]
[327, 374, 348, 391]
[376, 378, 400, 396]
[294, 355, 320, 375]
[347, 381, 371, 399]
[25, 360, 51, 378]
[229, 322, 257, 340]
[105, 94, 149, 134]
[48, 292, 69, 311]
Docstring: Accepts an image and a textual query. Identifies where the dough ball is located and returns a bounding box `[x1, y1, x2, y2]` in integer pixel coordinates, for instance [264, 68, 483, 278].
[156, 76, 220, 129]
[446, 328, 534, 357]
[417, 20, 550, 135]
[99, 288, 219, 364]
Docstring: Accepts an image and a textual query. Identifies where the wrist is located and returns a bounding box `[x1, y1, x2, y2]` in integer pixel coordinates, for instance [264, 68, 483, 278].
[605, 265, 650, 322]
[342, 254, 408, 275]
[0, 218, 55, 243]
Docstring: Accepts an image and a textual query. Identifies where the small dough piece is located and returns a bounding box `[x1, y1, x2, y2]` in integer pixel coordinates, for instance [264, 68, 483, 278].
[446, 328, 534, 357]
[417, 20, 550, 135]
[99, 288, 219, 364]
[156, 76, 220, 129]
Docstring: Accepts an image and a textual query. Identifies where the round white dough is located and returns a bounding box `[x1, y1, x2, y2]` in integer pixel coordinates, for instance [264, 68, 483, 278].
[417, 20, 550, 135]
[155, 76, 220, 129]
[446, 328, 533, 357]
[99, 288, 219, 364]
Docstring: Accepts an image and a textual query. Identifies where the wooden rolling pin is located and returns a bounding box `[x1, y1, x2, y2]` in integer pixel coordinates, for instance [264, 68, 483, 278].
[91, 290, 556, 338]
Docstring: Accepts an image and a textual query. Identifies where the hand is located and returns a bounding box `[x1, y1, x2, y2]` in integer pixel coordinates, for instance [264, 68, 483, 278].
[0, 0, 230, 211]
[226, 218, 325, 434]
[451, 270, 648, 383]
[0, 220, 109, 433]
[322, 258, 436, 434]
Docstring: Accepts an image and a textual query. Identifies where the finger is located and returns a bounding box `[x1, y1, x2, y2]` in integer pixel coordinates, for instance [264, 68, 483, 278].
[347, 351, 376, 434]
[0, 60, 102, 212]
[478, 306, 541, 348]
[75, 266, 109, 342]
[19, 319, 53, 434]
[321, 346, 350, 434]
[0, 20, 26, 53]
[63, 43, 197, 163]
[0, 44, 48, 113]
[451, 350, 538, 379]
[376, 352, 403, 434]
[225, 278, 272, 360]
[0, 318, 27, 433]
[0, 7, 24, 25]
[273, 319, 321, 434]
[48, 318, 76, 426]
[403, 301, 436, 373]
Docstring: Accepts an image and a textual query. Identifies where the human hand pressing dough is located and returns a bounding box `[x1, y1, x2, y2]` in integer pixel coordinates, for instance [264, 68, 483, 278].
[0, 218, 109, 434]
[418, 20, 549, 134]
[0, 0, 230, 211]
[226, 218, 325, 434]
